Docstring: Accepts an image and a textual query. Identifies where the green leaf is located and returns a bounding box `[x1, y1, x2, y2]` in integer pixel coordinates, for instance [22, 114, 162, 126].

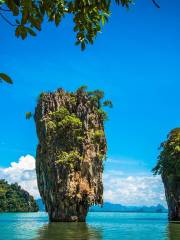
[0, 73, 13, 84]
[103, 100, 113, 108]
[27, 28, 37, 36]
[75, 41, 80, 46]
[81, 41, 86, 51]
[21, 29, 27, 40]
[26, 112, 32, 120]
[55, 15, 61, 26]
[101, 15, 105, 26]
[15, 26, 20, 37]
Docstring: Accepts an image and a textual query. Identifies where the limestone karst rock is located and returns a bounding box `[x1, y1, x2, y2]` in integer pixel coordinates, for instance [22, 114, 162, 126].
[153, 128, 180, 221]
[34, 87, 110, 222]
[162, 175, 180, 221]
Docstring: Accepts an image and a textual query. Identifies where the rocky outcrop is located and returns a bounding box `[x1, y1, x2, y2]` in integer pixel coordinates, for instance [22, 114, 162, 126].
[34, 87, 108, 222]
[152, 128, 180, 221]
[162, 175, 180, 221]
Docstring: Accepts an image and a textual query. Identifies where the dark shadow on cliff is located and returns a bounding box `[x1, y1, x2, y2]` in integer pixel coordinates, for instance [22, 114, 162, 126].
[34, 222, 102, 240]
[167, 223, 180, 240]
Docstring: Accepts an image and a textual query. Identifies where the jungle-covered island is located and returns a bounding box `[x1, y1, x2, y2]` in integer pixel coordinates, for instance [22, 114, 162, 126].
[34, 86, 112, 222]
[0, 179, 39, 212]
[153, 128, 180, 221]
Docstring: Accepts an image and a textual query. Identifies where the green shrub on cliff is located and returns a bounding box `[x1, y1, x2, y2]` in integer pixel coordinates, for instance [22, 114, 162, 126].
[47, 106, 84, 149]
[48, 107, 82, 130]
[98, 109, 108, 122]
[56, 150, 83, 168]
[0, 179, 39, 212]
[42, 86, 111, 168]
[92, 130, 105, 143]
[152, 128, 180, 176]
[49, 107, 70, 121]
[76, 86, 112, 121]
[58, 115, 82, 129]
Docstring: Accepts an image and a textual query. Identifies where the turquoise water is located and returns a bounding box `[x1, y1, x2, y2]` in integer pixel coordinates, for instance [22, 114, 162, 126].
[0, 212, 180, 240]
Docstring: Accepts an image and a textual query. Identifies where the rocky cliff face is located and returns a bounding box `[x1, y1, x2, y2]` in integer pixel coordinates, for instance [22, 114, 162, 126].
[152, 128, 180, 221]
[162, 175, 180, 221]
[34, 87, 108, 222]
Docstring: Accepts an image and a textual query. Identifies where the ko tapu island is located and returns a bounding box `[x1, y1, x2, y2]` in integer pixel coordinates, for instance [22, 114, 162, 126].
[0, 1, 179, 239]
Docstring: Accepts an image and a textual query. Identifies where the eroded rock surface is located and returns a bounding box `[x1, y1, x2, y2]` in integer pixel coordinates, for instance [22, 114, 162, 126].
[163, 175, 180, 221]
[153, 128, 180, 221]
[34, 88, 108, 222]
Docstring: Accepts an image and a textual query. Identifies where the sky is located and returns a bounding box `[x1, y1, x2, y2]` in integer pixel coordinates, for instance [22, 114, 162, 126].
[0, 0, 179, 206]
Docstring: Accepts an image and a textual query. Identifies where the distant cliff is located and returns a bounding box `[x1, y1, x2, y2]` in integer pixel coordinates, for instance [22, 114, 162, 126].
[34, 87, 111, 222]
[90, 203, 167, 213]
[36, 199, 167, 213]
[0, 179, 39, 212]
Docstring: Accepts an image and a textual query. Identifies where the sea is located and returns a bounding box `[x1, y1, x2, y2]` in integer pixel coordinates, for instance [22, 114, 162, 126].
[0, 212, 180, 240]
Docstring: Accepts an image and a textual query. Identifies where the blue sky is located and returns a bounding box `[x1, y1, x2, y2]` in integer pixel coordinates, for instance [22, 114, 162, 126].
[0, 0, 179, 205]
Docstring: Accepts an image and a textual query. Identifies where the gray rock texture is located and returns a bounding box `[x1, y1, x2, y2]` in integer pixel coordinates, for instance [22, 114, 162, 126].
[34, 88, 107, 222]
[162, 175, 180, 221]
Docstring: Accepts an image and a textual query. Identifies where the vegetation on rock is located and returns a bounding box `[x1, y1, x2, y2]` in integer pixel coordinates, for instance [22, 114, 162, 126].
[34, 86, 112, 221]
[0, 179, 39, 212]
[152, 128, 180, 177]
[152, 128, 180, 221]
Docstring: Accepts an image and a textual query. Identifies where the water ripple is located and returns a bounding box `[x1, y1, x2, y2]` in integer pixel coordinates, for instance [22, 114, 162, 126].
[0, 212, 180, 240]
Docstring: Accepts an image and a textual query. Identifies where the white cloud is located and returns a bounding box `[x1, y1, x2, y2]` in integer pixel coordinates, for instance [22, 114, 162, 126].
[103, 170, 166, 206]
[0, 155, 166, 207]
[0, 155, 40, 198]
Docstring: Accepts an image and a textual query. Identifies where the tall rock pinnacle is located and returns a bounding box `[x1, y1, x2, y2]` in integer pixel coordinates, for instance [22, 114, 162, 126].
[34, 87, 111, 222]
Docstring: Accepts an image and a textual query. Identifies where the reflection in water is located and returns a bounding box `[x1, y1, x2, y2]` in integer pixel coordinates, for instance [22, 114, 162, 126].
[167, 223, 180, 240]
[35, 222, 102, 240]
